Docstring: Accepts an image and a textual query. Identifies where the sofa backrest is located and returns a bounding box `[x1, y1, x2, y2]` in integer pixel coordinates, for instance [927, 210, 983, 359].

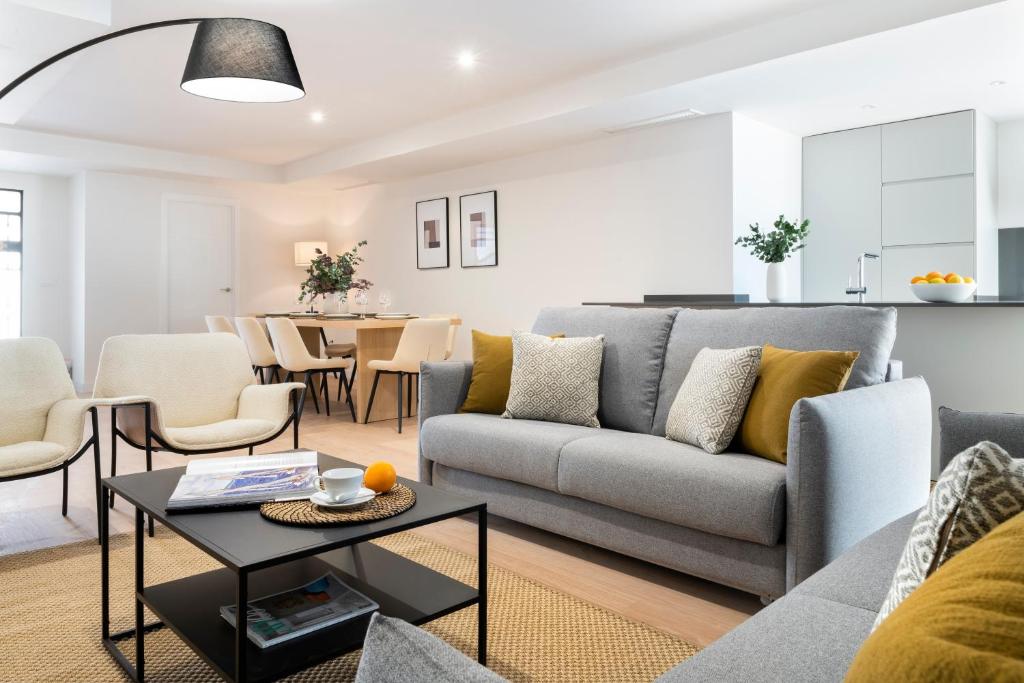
[650, 306, 898, 435]
[532, 306, 676, 433]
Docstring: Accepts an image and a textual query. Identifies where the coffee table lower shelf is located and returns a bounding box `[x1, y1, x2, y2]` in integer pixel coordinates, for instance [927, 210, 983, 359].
[103, 544, 479, 683]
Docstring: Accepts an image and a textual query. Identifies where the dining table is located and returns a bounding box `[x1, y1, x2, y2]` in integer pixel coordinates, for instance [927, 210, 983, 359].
[257, 314, 462, 424]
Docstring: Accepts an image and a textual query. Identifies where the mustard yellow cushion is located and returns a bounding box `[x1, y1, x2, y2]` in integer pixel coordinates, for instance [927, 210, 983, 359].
[459, 330, 562, 415]
[738, 345, 859, 463]
[846, 511, 1024, 682]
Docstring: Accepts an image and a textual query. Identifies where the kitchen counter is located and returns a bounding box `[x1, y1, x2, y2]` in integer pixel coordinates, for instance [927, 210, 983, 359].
[582, 294, 1024, 308]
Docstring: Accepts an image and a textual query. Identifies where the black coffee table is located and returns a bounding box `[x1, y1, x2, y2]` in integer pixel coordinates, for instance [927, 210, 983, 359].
[100, 453, 487, 683]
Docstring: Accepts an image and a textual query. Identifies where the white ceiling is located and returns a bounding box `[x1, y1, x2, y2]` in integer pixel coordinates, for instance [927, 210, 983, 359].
[4, 0, 832, 164]
[0, 0, 1015, 187]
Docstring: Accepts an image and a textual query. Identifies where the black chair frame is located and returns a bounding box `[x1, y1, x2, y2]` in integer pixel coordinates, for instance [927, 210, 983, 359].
[363, 369, 417, 433]
[107, 386, 305, 536]
[252, 363, 281, 384]
[283, 368, 356, 423]
[0, 407, 102, 541]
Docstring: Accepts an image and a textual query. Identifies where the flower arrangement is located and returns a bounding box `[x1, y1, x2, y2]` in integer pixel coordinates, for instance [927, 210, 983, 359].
[298, 240, 373, 305]
[734, 215, 810, 264]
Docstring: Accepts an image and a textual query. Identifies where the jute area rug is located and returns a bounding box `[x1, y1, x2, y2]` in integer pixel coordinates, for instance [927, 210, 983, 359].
[0, 529, 698, 682]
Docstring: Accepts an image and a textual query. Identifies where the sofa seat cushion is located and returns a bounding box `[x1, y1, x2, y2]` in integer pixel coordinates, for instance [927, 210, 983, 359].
[657, 593, 875, 683]
[0, 441, 67, 477]
[420, 413, 599, 492]
[162, 418, 278, 449]
[557, 432, 787, 545]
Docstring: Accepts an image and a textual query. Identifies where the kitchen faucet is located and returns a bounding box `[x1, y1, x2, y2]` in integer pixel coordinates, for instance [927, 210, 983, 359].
[845, 253, 879, 303]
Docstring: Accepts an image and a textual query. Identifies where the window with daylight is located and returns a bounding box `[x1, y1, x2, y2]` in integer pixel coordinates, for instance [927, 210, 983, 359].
[0, 188, 23, 338]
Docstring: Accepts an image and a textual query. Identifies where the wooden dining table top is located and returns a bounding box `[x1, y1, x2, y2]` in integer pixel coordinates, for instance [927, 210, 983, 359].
[254, 313, 462, 330]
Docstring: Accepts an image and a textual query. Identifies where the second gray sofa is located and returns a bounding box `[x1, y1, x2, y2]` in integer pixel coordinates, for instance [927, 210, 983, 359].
[418, 306, 932, 600]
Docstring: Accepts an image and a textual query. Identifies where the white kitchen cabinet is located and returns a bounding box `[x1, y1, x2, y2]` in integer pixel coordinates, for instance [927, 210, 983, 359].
[882, 244, 976, 301]
[881, 110, 974, 183]
[882, 175, 976, 246]
[802, 125, 882, 302]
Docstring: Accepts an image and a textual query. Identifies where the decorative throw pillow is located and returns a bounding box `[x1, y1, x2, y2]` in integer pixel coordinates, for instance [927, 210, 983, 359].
[502, 330, 604, 427]
[848, 509, 1024, 682]
[665, 346, 762, 454]
[873, 441, 1024, 628]
[459, 330, 563, 415]
[738, 345, 859, 463]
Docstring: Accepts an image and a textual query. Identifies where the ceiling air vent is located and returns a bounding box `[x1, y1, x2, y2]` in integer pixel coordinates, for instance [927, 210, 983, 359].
[604, 108, 705, 134]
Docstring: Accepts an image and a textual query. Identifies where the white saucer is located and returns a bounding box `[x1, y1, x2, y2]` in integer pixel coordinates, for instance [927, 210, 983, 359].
[311, 487, 376, 509]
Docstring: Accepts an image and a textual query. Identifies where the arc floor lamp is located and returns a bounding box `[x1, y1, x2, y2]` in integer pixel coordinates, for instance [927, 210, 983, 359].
[0, 17, 304, 103]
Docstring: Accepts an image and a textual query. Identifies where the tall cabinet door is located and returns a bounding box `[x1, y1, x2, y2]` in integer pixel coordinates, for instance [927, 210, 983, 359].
[802, 126, 882, 302]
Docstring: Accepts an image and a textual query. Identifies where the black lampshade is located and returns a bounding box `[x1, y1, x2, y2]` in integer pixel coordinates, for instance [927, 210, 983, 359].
[180, 18, 304, 103]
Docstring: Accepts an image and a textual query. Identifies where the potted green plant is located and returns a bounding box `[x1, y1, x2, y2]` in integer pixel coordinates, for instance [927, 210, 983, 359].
[734, 215, 810, 302]
[298, 240, 373, 312]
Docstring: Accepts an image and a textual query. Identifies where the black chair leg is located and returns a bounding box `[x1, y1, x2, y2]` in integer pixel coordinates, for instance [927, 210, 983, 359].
[396, 372, 404, 434]
[364, 370, 382, 424]
[248, 446, 254, 455]
[322, 371, 331, 416]
[271, 366, 280, 383]
[61, 464, 69, 517]
[258, 366, 265, 384]
[109, 406, 117, 509]
[305, 372, 321, 414]
[91, 409, 101, 543]
[341, 370, 356, 422]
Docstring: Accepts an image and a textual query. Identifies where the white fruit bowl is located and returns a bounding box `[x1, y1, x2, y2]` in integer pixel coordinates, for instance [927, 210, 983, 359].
[910, 282, 977, 303]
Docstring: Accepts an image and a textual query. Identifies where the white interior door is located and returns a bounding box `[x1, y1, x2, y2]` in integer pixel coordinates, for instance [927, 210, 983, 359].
[164, 197, 236, 333]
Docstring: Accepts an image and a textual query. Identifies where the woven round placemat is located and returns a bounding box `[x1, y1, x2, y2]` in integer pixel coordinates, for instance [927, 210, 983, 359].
[260, 484, 416, 526]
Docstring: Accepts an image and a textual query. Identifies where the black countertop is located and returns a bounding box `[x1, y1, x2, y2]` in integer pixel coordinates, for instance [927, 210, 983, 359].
[581, 294, 1024, 308]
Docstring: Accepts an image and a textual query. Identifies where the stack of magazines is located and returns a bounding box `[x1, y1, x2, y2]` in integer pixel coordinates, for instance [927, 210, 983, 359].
[167, 450, 320, 511]
[221, 573, 379, 648]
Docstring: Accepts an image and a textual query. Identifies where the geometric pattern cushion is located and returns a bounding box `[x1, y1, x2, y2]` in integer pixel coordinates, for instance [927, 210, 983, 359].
[665, 346, 762, 454]
[873, 441, 1024, 628]
[502, 331, 604, 428]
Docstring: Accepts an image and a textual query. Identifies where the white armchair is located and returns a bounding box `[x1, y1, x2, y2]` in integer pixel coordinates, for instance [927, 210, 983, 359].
[0, 337, 102, 535]
[92, 333, 305, 532]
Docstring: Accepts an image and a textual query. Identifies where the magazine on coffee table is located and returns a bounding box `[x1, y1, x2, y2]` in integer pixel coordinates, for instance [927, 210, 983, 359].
[167, 450, 320, 511]
[220, 573, 379, 648]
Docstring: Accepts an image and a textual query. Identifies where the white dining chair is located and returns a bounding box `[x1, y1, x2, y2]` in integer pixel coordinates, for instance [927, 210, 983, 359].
[365, 318, 450, 433]
[205, 315, 235, 334]
[319, 328, 357, 400]
[0, 338, 104, 537]
[428, 313, 459, 359]
[266, 317, 356, 421]
[235, 317, 281, 383]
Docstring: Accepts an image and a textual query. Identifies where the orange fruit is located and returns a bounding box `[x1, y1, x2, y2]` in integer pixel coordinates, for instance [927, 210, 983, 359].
[927, 277, 946, 284]
[910, 276, 927, 284]
[944, 272, 961, 283]
[925, 271, 943, 280]
[363, 461, 397, 493]
[945, 273, 964, 284]
[964, 276, 975, 284]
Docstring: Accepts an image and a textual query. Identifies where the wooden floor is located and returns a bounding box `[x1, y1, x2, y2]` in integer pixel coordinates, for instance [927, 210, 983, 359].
[0, 382, 760, 647]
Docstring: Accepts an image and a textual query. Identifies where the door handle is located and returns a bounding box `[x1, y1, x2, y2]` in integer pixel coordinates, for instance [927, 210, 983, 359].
[220, 287, 232, 293]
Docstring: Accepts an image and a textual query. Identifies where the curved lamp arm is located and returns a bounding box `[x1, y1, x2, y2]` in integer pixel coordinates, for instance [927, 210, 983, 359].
[0, 17, 304, 104]
[0, 19, 205, 101]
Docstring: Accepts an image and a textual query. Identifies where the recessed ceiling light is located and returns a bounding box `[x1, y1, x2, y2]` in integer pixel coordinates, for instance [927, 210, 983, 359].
[861, 104, 877, 110]
[991, 80, 1008, 87]
[310, 110, 325, 123]
[456, 50, 477, 70]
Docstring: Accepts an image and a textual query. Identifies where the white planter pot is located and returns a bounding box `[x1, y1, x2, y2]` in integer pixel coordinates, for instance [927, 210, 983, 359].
[766, 262, 786, 302]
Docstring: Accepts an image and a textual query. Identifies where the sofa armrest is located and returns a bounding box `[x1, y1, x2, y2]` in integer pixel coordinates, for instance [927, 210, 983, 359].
[785, 376, 931, 590]
[418, 361, 473, 483]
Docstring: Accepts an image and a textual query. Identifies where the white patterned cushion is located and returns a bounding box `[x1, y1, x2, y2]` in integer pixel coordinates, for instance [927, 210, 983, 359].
[664, 346, 762, 454]
[502, 331, 604, 427]
[874, 440, 1024, 628]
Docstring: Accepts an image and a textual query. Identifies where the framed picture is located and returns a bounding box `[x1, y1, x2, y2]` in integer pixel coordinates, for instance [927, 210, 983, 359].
[460, 190, 498, 268]
[415, 197, 449, 269]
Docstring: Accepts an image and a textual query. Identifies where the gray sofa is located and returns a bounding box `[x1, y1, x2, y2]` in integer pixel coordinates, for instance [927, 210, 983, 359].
[418, 306, 932, 599]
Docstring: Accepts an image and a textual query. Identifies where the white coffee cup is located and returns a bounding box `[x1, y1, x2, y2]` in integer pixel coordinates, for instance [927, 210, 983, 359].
[316, 467, 364, 502]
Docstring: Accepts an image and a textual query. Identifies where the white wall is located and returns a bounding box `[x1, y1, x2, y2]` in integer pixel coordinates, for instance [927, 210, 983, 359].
[327, 114, 737, 358]
[0, 170, 71, 354]
[73, 171, 330, 387]
[732, 114, 803, 301]
[997, 118, 1024, 228]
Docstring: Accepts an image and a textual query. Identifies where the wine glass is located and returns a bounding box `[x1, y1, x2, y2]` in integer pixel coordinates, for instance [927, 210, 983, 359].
[378, 290, 392, 314]
[353, 289, 369, 318]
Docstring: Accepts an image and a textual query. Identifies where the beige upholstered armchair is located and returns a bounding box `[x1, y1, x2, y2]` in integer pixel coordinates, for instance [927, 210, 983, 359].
[0, 338, 102, 534]
[93, 333, 305, 531]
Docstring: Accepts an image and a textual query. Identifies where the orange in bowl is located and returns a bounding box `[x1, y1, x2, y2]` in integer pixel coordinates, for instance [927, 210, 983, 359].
[364, 461, 397, 493]
[925, 271, 943, 280]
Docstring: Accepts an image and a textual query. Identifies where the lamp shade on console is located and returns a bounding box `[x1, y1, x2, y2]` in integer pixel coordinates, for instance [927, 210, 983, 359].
[180, 18, 304, 103]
